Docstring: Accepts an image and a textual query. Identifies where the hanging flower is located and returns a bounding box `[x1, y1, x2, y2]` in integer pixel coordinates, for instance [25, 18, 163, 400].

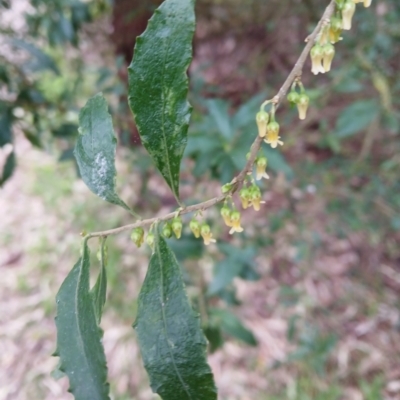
[322, 43, 335, 72]
[229, 210, 244, 235]
[239, 187, 251, 209]
[255, 156, 269, 180]
[287, 91, 300, 106]
[310, 44, 325, 75]
[256, 110, 269, 138]
[265, 121, 283, 148]
[249, 185, 264, 211]
[200, 223, 216, 245]
[297, 93, 310, 120]
[329, 16, 343, 44]
[190, 218, 201, 238]
[342, 0, 356, 30]
[131, 227, 144, 248]
[162, 222, 172, 238]
[146, 232, 155, 248]
[220, 204, 232, 227]
[171, 216, 183, 239]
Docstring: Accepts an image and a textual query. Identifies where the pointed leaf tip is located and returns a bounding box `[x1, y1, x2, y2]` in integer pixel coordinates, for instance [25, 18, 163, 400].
[128, 0, 195, 201]
[75, 93, 130, 212]
[54, 243, 110, 400]
[134, 232, 217, 400]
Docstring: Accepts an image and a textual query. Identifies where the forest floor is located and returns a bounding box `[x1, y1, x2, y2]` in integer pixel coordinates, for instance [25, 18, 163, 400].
[1, 134, 400, 400]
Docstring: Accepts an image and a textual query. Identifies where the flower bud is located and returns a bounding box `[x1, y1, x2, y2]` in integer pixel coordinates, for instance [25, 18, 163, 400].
[200, 223, 216, 246]
[322, 43, 335, 72]
[310, 44, 325, 75]
[342, 0, 356, 30]
[287, 91, 300, 106]
[131, 227, 145, 248]
[171, 216, 183, 239]
[265, 121, 283, 149]
[146, 232, 155, 247]
[329, 16, 343, 43]
[297, 93, 310, 120]
[220, 205, 232, 227]
[162, 222, 172, 238]
[239, 187, 251, 209]
[229, 210, 244, 235]
[255, 156, 269, 181]
[189, 218, 201, 238]
[221, 182, 233, 194]
[256, 110, 269, 138]
[249, 185, 263, 211]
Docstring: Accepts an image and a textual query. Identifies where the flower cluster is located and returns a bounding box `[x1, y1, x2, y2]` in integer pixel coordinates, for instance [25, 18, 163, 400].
[239, 184, 264, 211]
[256, 106, 284, 149]
[310, 0, 372, 75]
[287, 81, 310, 120]
[220, 204, 244, 234]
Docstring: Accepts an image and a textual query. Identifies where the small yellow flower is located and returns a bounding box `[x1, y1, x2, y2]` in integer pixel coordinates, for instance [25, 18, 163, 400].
[342, 0, 356, 30]
[200, 223, 216, 246]
[256, 110, 269, 138]
[322, 43, 335, 72]
[265, 121, 283, 149]
[239, 187, 251, 209]
[190, 219, 201, 238]
[171, 216, 183, 239]
[131, 227, 144, 248]
[249, 185, 264, 211]
[229, 210, 244, 235]
[220, 205, 232, 227]
[310, 44, 325, 75]
[329, 17, 343, 44]
[146, 232, 155, 248]
[297, 93, 310, 120]
[255, 157, 269, 181]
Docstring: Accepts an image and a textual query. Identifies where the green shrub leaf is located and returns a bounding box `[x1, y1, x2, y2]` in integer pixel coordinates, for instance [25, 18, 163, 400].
[134, 233, 217, 400]
[54, 242, 110, 400]
[75, 93, 130, 212]
[334, 100, 379, 138]
[91, 239, 108, 325]
[128, 0, 195, 202]
[211, 308, 257, 346]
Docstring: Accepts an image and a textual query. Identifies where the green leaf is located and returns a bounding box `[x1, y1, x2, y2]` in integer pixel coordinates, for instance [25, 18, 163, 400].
[54, 242, 110, 400]
[208, 259, 242, 296]
[75, 93, 131, 212]
[205, 99, 233, 140]
[91, 239, 108, 325]
[334, 100, 379, 138]
[211, 309, 257, 346]
[208, 245, 259, 296]
[128, 0, 195, 202]
[134, 233, 217, 400]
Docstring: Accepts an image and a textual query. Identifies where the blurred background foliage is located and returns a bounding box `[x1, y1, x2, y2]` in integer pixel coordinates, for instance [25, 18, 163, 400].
[1, 0, 400, 399]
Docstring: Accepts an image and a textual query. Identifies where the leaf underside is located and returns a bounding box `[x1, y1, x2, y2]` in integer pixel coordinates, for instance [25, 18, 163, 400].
[75, 93, 130, 211]
[54, 243, 110, 400]
[128, 0, 195, 201]
[134, 233, 217, 400]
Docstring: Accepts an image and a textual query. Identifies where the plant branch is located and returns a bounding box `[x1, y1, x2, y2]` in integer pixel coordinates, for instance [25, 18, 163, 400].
[86, 0, 336, 240]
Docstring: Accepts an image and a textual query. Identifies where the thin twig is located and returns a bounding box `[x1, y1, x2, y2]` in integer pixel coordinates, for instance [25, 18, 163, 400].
[87, 0, 336, 240]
